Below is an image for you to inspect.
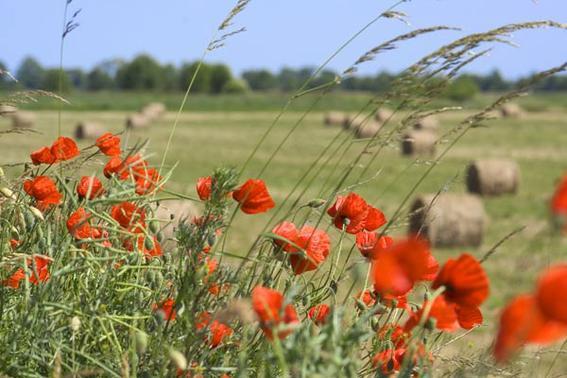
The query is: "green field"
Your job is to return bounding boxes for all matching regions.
[1,93,567,371]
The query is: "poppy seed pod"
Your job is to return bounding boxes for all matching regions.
[135,331,148,355]
[168,349,187,370]
[149,220,160,234]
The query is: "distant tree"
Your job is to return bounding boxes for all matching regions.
[310,69,337,89]
[16,57,44,89]
[87,68,114,91]
[178,62,211,93]
[277,67,301,91]
[445,75,480,102]
[479,70,510,91]
[116,54,164,90]
[210,64,233,94]
[42,69,73,93]
[161,64,179,92]
[66,68,87,90]
[222,79,249,94]
[242,69,277,91]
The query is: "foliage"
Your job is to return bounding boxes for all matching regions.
[16,57,44,89]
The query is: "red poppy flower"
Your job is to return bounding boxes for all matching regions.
[355,231,377,258]
[30,146,56,165]
[371,236,436,297]
[251,286,299,339]
[77,176,104,199]
[195,311,233,348]
[9,239,20,250]
[23,176,62,211]
[154,298,176,321]
[110,202,146,232]
[271,221,300,253]
[356,232,393,259]
[357,290,377,308]
[327,193,369,234]
[124,235,162,259]
[3,256,51,288]
[232,179,275,215]
[271,222,331,274]
[196,176,213,201]
[308,304,331,325]
[372,348,406,375]
[66,208,94,240]
[432,254,489,308]
[536,264,567,323]
[289,226,330,274]
[133,167,162,195]
[378,324,409,349]
[365,205,387,231]
[50,136,79,161]
[327,193,386,234]
[95,133,121,157]
[551,175,567,214]
[103,157,125,179]
[494,295,567,363]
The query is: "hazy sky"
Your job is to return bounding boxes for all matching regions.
[2,0,566,78]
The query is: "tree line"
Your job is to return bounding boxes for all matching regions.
[2,55,567,97]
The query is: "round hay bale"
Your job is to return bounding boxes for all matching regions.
[401,130,437,157]
[343,114,366,130]
[466,159,520,196]
[0,104,17,118]
[374,108,394,123]
[141,102,166,121]
[155,200,198,246]
[11,111,36,129]
[125,113,150,129]
[74,122,106,140]
[354,121,382,139]
[409,193,487,248]
[324,111,346,127]
[500,103,524,118]
[413,116,439,131]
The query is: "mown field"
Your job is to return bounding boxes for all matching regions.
[1,93,567,373]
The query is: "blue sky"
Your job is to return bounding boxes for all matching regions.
[1,0,566,78]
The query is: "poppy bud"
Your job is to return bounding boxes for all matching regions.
[135,331,148,355]
[371,317,381,331]
[28,206,45,221]
[144,236,155,251]
[307,199,326,208]
[70,316,81,332]
[23,211,34,232]
[169,349,187,370]
[149,220,160,234]
[425,317,436,331]
[207,233,216,247]
[157,231,165,243]
[0,187,15,200]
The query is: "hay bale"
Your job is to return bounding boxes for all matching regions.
[125,113,150,129]
[141,102,166,121]
[413,116,439,131]
[0,104,17,118]
[409,193,487,247]
[500,103,524,118]
[155,200,198,246]
[374,108,394,123]
[74,122,106,140]
[343,114,366,130]
[324,111,346,127]
[401,130,437,157]
[11,111,36,129]
[466,159,520,196]
[354,121,382,139]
